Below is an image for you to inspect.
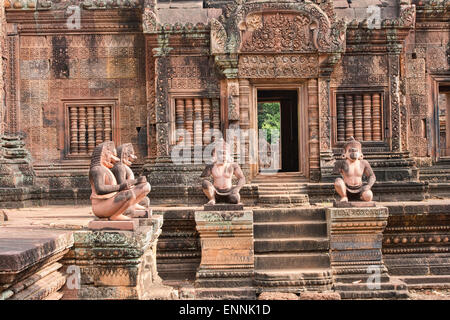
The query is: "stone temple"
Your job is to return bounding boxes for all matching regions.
[0,0,450,300]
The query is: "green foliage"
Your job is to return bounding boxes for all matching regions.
[258,102,281,144]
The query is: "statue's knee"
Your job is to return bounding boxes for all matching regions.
[140,196,150,207]
[228,194,239,204]
[361,190,373,201]
[143,182,151,193]
[202,180,212,190]
[335,178,344,187]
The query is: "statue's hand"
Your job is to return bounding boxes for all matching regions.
[137,176,147,184]
[119,181,132,191]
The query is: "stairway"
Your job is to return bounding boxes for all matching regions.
[254,181,309,207]
[253,207,333,293]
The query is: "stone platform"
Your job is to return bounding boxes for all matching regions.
[194,206,255,299]
[0,227,73,300]
[1,203,450,300]
[326,206,410,299]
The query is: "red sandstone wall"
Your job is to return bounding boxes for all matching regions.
[405,26,449,159]
[0,1,6,136]
[17,33,147,163]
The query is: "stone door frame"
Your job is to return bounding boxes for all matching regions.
[249,81,310,179]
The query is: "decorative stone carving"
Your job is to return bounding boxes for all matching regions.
[195,208,255,299]
[210,18,227,55]
[62,216,177,300]
[89,141,151,223]
[327,206,409,299]
[201,140,246,205]
[333,137,376,203]
[112,143,152,218]
[240,12,315,53]
[238,55,318,78]
[0,135,34,188]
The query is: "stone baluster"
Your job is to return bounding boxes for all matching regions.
[194,98,203,147]
[345,94,354,140]
[103,106,112,141]
[363,94,372,141]
[69,106,78,154]
[202,98,211,145]
[336,94,345,142]
[211,98,220,142]
[372,93,382,141]
[95,106,104,146]
[354,94,363,141]
[175,98,185,145]
[87,107,95,154]
[185,98,194,146]
[78,107,87,154]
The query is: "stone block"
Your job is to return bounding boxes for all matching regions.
[326,206,408,298]
[333,201,376,208]
[194,209,255,299]
[203,203,244,211]
[87,219,138,231]
[62,222,176,300]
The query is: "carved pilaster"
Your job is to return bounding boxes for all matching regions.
[388,53,401,151]
[308,79,320,181]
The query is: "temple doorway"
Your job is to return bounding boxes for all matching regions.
[257,90,299,173]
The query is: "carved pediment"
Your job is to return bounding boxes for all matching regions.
[240,12,317,53]
[210,1,346,78]
[210,0,346,56]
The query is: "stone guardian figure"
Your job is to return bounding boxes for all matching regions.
[89,141,151,221]
[333,137,376,202]
[111,143,151,217]
[201,140,245,205]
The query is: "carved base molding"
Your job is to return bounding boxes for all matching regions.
[194,208,256,299]
[61,216,177,300]
[326,206,410,299]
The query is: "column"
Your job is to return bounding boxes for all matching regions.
[354,94,363,141]
[336,94,345,142]
[345,94,354,140]
[363,94,372,141]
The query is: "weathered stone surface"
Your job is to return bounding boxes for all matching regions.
[299,292,341,300]
[62,221,176,300]
[333,201,376,208]
[258,291,298,300]
[203,203,244,211]
[87,219,138,231]
[326,206,410,298]
[195,209,255,299]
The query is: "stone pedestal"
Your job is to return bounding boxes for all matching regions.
[326,206,409,299]
[194,207,255,299]
[62,215,177,300]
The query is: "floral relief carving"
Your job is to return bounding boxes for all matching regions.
[240,12,315,53]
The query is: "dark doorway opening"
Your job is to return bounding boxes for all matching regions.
[257,90,299,172]
[438,84,450,158]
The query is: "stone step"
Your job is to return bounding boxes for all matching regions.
[334,279,410,299]
[255,253,330,270]
[254,268,333,291]
[254,237,329,253]
[397,275,450,289]
[253,208,326,222]
[254,221,327,238]
[195,287,256,300]
[257,195,309,206]
[255,268,333,281]
[338,290,410,299]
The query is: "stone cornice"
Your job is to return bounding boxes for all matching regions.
[5,8,142,34]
